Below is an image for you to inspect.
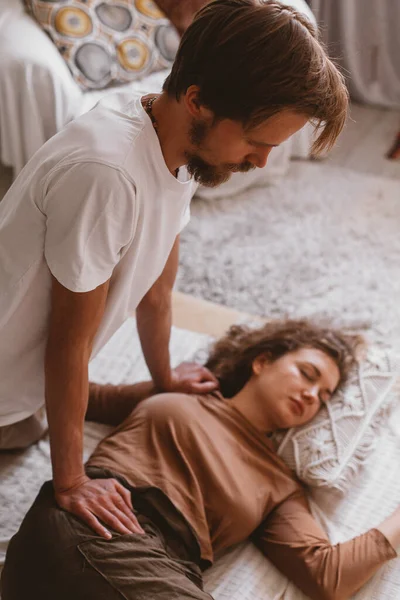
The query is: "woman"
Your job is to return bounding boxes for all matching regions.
[1,319,398,600]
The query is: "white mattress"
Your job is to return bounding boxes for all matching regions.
[0,318,399,599]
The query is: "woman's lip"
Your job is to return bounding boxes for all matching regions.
[289,397,305,417]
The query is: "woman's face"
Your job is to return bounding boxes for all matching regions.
[252,347,341,430]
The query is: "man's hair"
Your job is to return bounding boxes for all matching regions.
[163,0,349,154]
[205,319,360,398]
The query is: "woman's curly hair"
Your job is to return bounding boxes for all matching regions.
[205,319,361,398]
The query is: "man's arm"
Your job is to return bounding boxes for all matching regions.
[46,276,144,538]
[136,235,218,393]
[136,237,178,390]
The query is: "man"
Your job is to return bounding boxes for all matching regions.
[0,0,348,540]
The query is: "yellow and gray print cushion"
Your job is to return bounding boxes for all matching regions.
[24,0,180,90]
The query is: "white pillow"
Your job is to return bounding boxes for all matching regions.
[276,345,400,491]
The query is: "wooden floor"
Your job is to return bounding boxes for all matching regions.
[0,102,399,336]
[172,291,259,336]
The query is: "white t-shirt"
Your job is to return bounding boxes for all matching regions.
[0,92,195,426]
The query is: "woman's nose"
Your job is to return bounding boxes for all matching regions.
[301,387,319,404]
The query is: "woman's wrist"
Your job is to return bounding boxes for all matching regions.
[376,505,400,552]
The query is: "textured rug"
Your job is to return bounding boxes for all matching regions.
[178,162,400,344]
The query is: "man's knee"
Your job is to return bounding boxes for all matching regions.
[0,409,47,450]
[0,481,98,599]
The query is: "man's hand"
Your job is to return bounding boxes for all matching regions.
[165,362,219,394]
[55,476,145,539]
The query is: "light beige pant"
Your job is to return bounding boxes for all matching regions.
[0,407,48,450]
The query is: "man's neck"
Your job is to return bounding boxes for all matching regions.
[143,93,188,176]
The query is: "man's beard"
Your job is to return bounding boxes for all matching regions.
[185,119,255,188]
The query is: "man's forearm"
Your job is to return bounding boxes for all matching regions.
[45,343,89,491]
[136,297,173,390]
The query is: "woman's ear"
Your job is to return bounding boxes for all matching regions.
[252,353,271,375]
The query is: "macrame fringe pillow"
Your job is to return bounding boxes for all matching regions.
[275,346,400,491]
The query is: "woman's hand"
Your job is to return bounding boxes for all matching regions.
[165,362,219,394]
[54,476,145,539]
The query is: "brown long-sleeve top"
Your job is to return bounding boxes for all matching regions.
[87,392,397,600]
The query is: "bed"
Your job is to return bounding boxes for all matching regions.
[1,316,399,600]
[0,0,316,199]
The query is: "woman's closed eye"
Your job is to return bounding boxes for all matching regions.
[300,367,328,405]
[300,368,315,382]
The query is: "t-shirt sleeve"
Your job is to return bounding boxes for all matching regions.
[251,488,397,600]
[43,162,136,293]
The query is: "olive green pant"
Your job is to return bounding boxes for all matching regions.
[1,468,213,600]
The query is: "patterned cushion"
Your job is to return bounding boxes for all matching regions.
[24,0,180,90]
[275,346,400,491]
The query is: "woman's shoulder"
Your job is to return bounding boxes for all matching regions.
[135,391,213,414]
[131,391,225,424]
[144,390,223,405]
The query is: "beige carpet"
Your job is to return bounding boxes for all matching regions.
[178,162,400,345]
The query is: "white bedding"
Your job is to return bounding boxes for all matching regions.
[0,318,399,599]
